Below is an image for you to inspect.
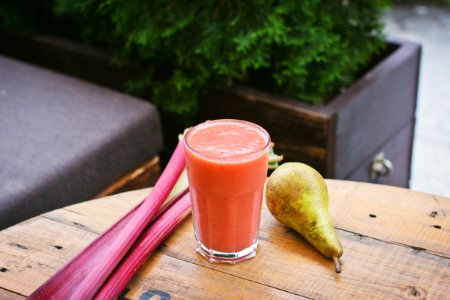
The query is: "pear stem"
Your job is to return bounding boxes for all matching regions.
[333,256,342,273]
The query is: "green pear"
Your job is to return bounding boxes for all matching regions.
[266,162,343,272]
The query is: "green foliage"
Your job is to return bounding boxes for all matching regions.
[1,0,390,118]
[0,0,51,33]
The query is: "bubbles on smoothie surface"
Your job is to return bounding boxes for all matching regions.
[187,121,268,160]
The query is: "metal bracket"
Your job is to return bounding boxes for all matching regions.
[370,152,394,183]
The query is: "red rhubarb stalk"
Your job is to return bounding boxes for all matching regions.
[27,141,186,300]
[154,169,188,219]
[95,192,192,299]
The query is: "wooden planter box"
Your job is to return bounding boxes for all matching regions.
[198,39,421,187]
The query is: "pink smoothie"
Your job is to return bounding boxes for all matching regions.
[184,120,270,253]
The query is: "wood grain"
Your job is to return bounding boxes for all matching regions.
[0,288,24,300]
[200,86,330,175]
[0,180,448,299]
[332,41,420,179]
[95,156,160,199]
[326,180,449,257]
[126,253,305,300]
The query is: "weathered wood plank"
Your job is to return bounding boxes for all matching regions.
[0,218,99,295]
[0,288,25,300]
[326,180,450,257]
[126,252,305,300]
[43,188,148,234]
[0,217,97,268]
[95,156,160,199]
[0,251,56,297]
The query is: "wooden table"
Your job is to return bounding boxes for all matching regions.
[1,180,449,299]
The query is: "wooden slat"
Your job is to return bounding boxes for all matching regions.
[125,252,305,300]
[0,218,100,296]
[95,157,160,199]
[0,251,56,297]
[326,180,450,257]
[44,189,148,234]
[0,288,24,300]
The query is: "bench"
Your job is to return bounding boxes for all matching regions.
[0,55,163,230]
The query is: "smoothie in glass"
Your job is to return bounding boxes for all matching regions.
[184,119,270,263]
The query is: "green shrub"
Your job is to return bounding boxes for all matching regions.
[0,1,50,33]
[1,0,390,119]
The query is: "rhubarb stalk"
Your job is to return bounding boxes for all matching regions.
[95,192,191,299]
[27,140,186,300]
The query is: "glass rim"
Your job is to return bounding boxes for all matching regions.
[184,119,271,162]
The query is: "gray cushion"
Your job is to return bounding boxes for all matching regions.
[0,55,163,230]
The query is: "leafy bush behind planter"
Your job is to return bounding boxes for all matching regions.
[1,0,389,119]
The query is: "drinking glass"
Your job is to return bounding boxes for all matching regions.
[184,119,270,264]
